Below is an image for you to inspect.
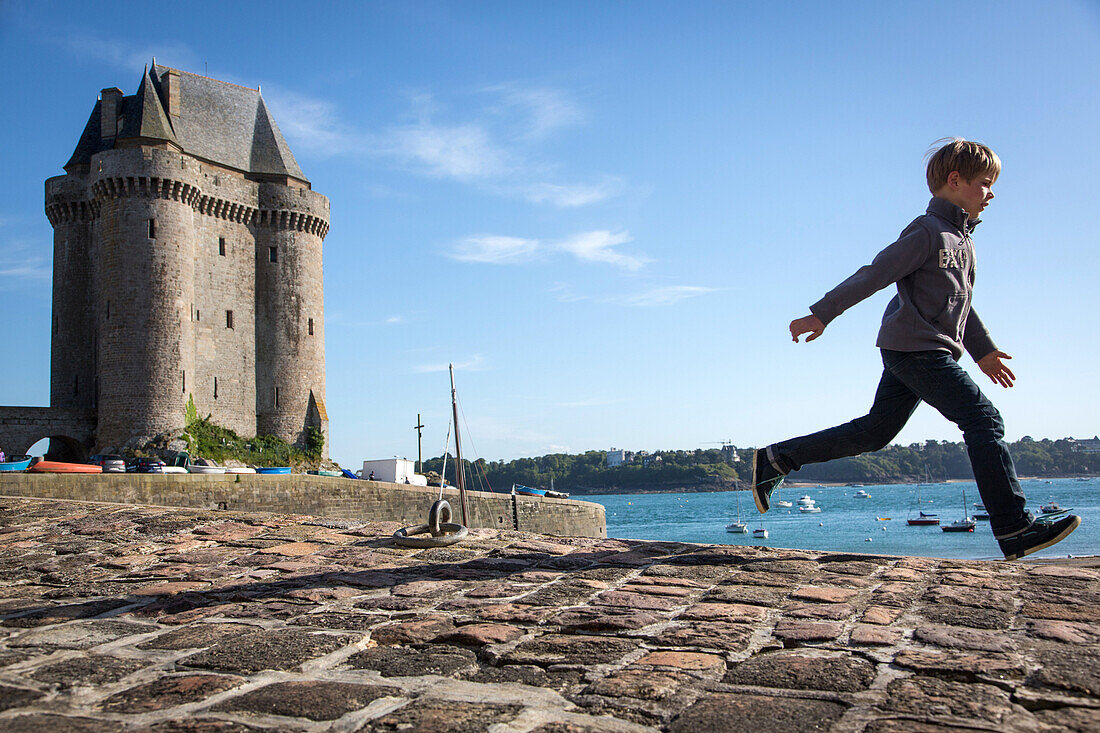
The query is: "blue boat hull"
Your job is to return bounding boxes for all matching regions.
[0,457,32,472]
[256,467,291,475]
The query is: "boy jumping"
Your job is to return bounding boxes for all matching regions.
[751,139,1080,561]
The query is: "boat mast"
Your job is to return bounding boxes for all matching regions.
[449,364,470,524]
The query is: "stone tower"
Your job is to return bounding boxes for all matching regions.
[44,62,329,456]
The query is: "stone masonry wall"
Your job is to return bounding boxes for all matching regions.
[40,145,330,453]
[0,473,606,537]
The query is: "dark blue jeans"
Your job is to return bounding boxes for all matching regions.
[769,349,1030,538]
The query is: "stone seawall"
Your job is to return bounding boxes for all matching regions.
[0,473,606,538]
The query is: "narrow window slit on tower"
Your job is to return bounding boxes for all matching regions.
[106,301,110,320]
[148,219,156,238]
[274,386,280,408]
[182,371,186,393]
[219,237,226,256]
[214,377,218,400]
[308,318,314,336]
[226,310,234,329]
[269,246,278,262]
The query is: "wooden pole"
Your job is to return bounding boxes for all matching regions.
[449,364,469,524]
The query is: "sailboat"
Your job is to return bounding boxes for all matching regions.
[726,494,748,533]
[907,486,939,526]
[942,490,976,532]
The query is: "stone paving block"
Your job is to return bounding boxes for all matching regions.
[783,602,855,620]
[1033,706,1100,732]
[0,713,124,732]
[212,680,402,720]
[357,699,523,732]
[503,633,640,667]
[460,662,585,692]
[347,644,479,677]
[703,584,787,607]
[1,598,134,627]
[435,622,525,647]
[464,602,553,624]
[913,624,1016,652]
[1020,601,1100,622]
[668,692,848,733]
[29,653,148,691]
[920,603,1012,630]
[679,602,767,623]
[99,673,245,712]
[587,667,695,701]
[634,650,726,673]
[593,590,681,611]
[288,612,387,630]
[0,684,44,712]
[549,606,662,632]
[924,585,1014,612]
[1028,646,1100,697]
[179,628,358,673]
[369,614,455,645]
[740,559,819,576]
[894,649,1027,681]
[817,560,885,577]
[724,649,876,692]
[617,582,696,598]
[861,605,903,625]
[872,581,921,607]
[790,586,860,604]
[849,624,903,646]
[1025,619,1100,645]
[876,674,1039,729]
[7,618,157,648]
[520,582,604,607]
[650,621,753,652]
[772,619,844,645]
[142,718,283,731]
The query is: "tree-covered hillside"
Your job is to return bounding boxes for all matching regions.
[421,437,1099,495]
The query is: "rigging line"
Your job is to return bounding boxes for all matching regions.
[456,395,493,493]
[438,418,453,502]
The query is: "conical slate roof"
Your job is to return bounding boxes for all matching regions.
[64,63,307,184]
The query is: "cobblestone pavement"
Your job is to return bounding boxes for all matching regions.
[1,496,1098,732]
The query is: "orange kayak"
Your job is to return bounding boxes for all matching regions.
[28,461,102,474]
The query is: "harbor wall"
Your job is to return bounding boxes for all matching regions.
[0,473,606,538]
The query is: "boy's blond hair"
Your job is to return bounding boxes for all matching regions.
[925,138,1001,193]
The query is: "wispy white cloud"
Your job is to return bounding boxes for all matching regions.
[385,315,404,324]
[614,285,717,307]
[557,230,649,271]
[263,87,363,159]
[0,260,51,282]
[522,178,622,207]
[413,355,487,374]
[548,282,590,303]
[484,84,584,139]
[52,32,198,74]
[380,119,509,180]
[449,236,540,264]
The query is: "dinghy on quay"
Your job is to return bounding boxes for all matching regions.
[0,456,32,472]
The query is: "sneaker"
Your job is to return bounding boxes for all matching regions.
[999,513,1081,561]
[751,448,785,513]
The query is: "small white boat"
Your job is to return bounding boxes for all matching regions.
[797,495,816,506]
[753,527,769,539]
[775,500,792,508]
[188,464,227,474]
[726,495,748,533]
[225,467,257,474]
[162,466,188,474]
[799,505,822,513]
[854,489,871,498]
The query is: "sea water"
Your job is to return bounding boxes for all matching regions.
[588,477,1099,561]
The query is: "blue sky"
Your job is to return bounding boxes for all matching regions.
[1,1,1098,469]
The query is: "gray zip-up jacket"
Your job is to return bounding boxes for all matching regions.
[809,197,997,362]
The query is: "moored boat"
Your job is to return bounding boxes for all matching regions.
[513,484,546,497]
[256,466,291,475]
[0,456,32,472]
[774,500,793,508]
[726,495,748,533]
[188,464,227,474]
[907,512,940,526]
[753,527,769,539]
[28,460,101,474]
[854,489,871,498]
[225,467,256,474]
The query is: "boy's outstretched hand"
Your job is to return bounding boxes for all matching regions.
[790,314,826,343]
[978,350,1015,388]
